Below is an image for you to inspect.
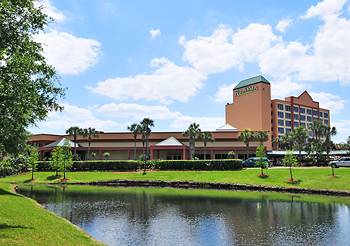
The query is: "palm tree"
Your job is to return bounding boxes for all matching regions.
[82,127,100,160]
[200,132,214,160]
[127,123,141,160]
[183,123,202,160]
[290,127,308,163]
[309,120,324,141]
[66,126,82,156]
[239,129,253,160]
[139,118,154,174]
[253,131,269,145]
[323,126,337,162]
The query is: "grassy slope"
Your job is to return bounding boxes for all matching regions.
[0,183,103,246]
[3,167,350,191]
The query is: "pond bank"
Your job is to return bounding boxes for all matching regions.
[65,179,350,196]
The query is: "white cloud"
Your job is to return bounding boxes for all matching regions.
[149,29,161,38]
[88,57,206,102]
[35,0,66,23]
[30,103,121,134]
[96,103,180,120]
[271,79,306,99]
[310,92,346,113]
[259,11,350,85]
[301,0,347,19]
[332,119,350,142]
[171,116,224,131]
[180,24,278,75]
[276,18,292,33]
[35,30,101,75]
[214,83,236,103]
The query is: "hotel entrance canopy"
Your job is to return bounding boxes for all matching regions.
[150,137,189,160]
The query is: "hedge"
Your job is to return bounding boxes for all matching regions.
[37,159,242,172]
[154,159,242,171]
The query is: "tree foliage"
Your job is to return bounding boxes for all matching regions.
[0,0,64,156]
[183,123,201,160]
[283,150,299,181]
[27,145,39,180]
[255,144,268,177]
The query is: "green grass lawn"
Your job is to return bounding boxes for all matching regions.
[3,167,350,192]
[0,182,103,246]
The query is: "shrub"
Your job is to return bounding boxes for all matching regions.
[154,159,242,171]
[36,159,242,172]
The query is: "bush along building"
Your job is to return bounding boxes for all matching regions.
[29,75,331,161]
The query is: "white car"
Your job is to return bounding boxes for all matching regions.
[329,157,350,168]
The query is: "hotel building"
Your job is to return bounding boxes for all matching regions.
[29,75,330,160]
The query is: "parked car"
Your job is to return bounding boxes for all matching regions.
[242,157,271,168]
[329,157,350,168]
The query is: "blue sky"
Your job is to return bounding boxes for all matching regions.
[31,0,350,143]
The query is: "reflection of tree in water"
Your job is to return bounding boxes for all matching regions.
[17,186,348,246]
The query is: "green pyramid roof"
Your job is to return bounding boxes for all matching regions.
[234,75,270,90]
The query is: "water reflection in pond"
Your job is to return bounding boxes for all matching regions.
[17,185,350,246]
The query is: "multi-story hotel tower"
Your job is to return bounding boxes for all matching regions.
[225,75,330,149]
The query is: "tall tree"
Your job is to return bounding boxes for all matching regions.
[253,131,269,145]
[309,120,324,141]
[323,126,337,162]
[290,127,308,162]
[183,123,202,160]
[239,129,253,160]
[256,144,268,177]
[27,146,39,180]
[127,123,141,160]
[0,1,64,157]
[283,150,299,182]
[139,118,154,174]
[66,126,82,156]
[200,132,214,160]
[82,128,100,160]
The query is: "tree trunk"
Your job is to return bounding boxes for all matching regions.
[74,132,77,156]
[87,142,91,160]
[64,162,66,179]
[331,165,335,177]
[143,136,148,175]
[133,137,137,160]
[289,166,293,181]
[31,169,34,180]
[204,142,207,160]
[246,143,249,160]
[261,167,264,176]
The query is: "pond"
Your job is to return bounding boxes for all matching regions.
[17,185,350,246]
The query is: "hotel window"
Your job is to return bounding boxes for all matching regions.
[278,127,285,134]
[294,106,299,113]
[300,107,306,114]
[307,109,312,115]
[278,112,284,118]
[285,113,291,119]
[300,122,306,127]
[307,116,312,122]
[313,110,318,116]
[319,112,323,118]
[277,104,284,110]
[285,120,291,127]
[324,119,329,125]
[324,112,329,118]
[286,128,291,134]
[285,105,291,112]
[294,114,299,120]
[300,115,306,121]
[278,120,284,126]
[294,122,299,127]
